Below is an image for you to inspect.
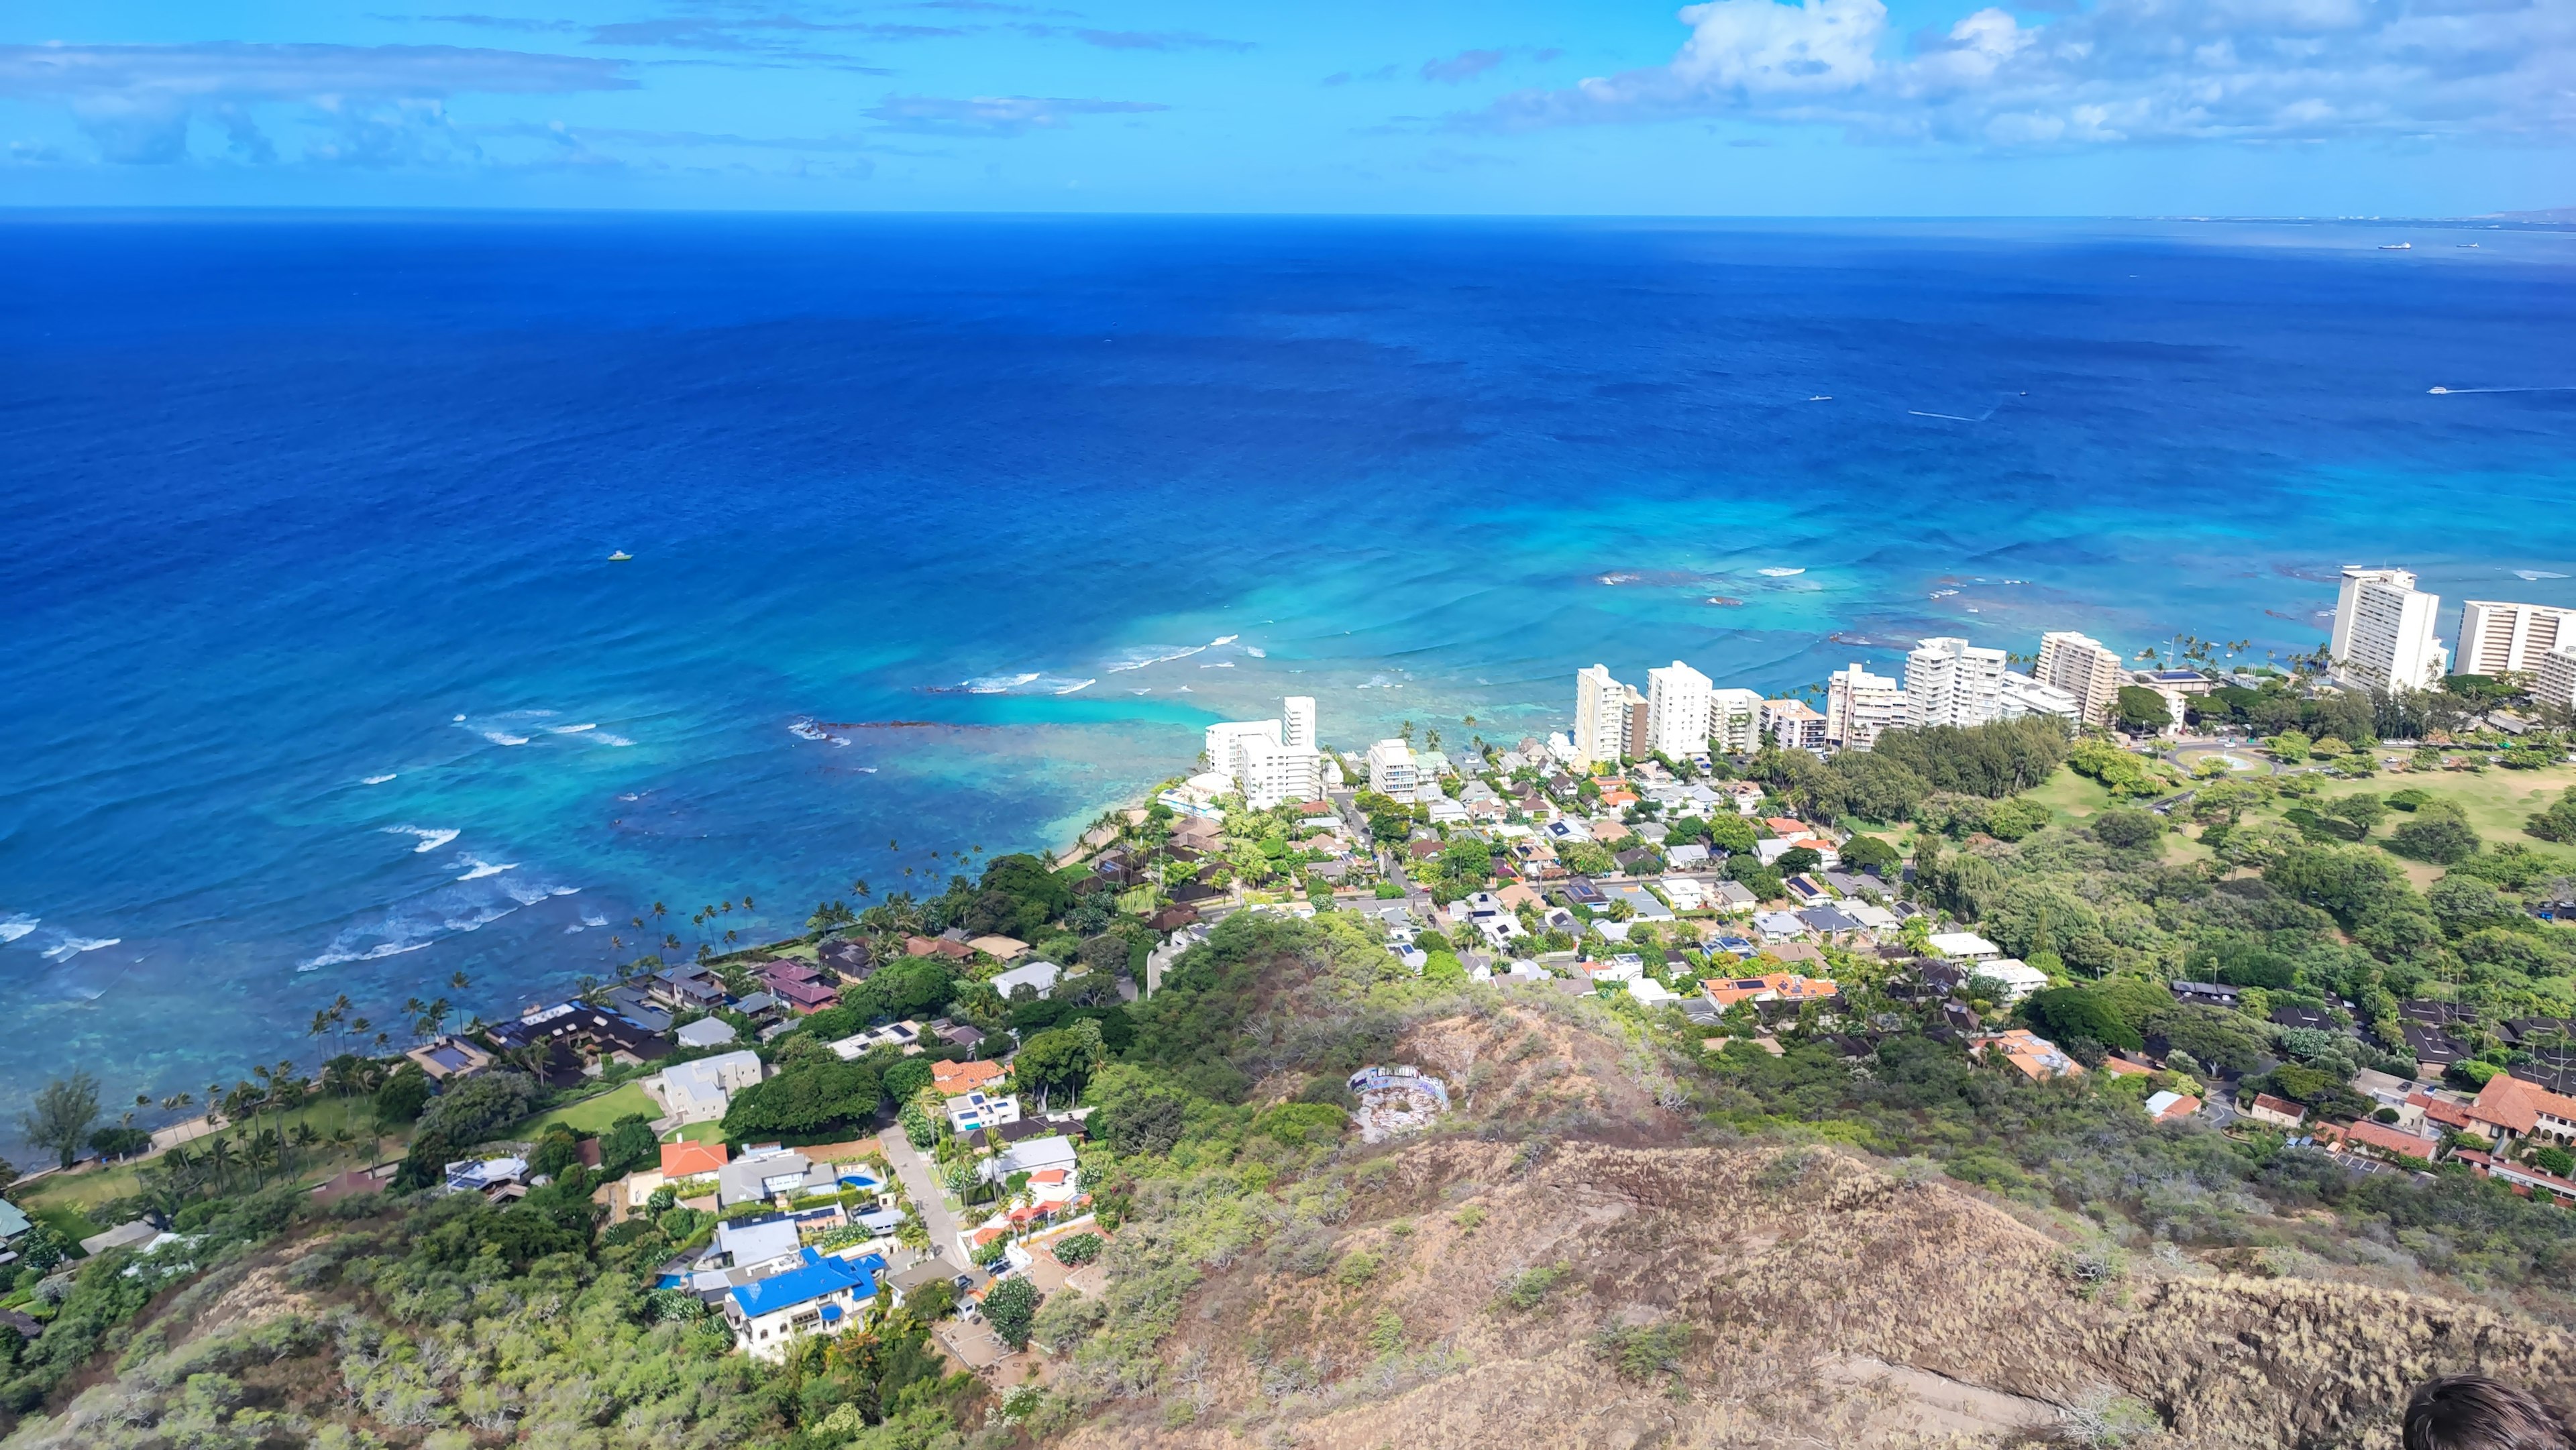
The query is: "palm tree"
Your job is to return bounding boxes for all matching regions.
[449,971,470,991]
[201,1134,235,1190]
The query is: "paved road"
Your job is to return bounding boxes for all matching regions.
[881,1129,965,1262]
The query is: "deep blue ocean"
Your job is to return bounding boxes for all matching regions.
[4,213,2573,1154]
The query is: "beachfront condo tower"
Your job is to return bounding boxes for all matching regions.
[2330,567,2447,691]
[1903,636,2008,728]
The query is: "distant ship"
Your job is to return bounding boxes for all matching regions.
[2379,243,2412,251]
[608,550,632,561]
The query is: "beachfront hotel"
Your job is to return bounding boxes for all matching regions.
[1645,661,1714,761]
[2035,630,2126,725]
[1823,663,1906,751]
[2456,600,2576,678]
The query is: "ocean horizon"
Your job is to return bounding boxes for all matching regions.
[4,211,2573,1159]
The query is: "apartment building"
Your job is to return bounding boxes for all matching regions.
[1646,661,1712,759]
[2035,630,2125,724]
[2330,567,2447,691]
[1903,636,2008,728]
[1823,663,1907,751]
[1572,664,1632,768]
[1236,733,1326,809]
[2456,600,2576,678]
[1365,738,1419,801]
[1282,695,1318,750]
[1707,687,1764,754]
[1761,698,1829,752]
[1998,673,2083,722]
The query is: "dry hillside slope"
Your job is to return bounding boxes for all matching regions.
[1069,1138,2576,1450]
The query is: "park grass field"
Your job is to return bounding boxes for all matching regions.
[2303,763,2576,848]
[2023,769,2118,822]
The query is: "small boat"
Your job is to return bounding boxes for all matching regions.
[2379,243,2412,251]
[608,550,632,561]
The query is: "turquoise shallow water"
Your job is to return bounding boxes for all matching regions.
[3,213,2573,1151]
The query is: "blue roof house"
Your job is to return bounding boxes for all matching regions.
[724,1248,887,1361]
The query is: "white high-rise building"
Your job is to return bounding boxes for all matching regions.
[1572,665,1631,768]
[1903,637,2008,728]
[1823,663,1907,751]
[2035,630,2125,726]
[1999,673,2083,722]
[2330,567,2447,691]
[2455,600,2576,678]
[1282,695,1318,750]
[2535,643,2576,713]
[1365,739,1419,801]
[1707,688,1764,754]
[1645,661,1714,759]
[1236,734,1326,809]
[1203,719,1281,780]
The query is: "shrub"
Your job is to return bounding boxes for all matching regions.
[1497,1263,1568,1311]
[1051,1233,1102,1265]
[1334,1250,1381,1286]
[2388,814,2481,865]
[2534,1147,2575,1177]
[1594,1320,1695,1381]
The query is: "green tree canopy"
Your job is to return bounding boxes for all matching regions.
[722,1058,883,1139]
[19,1072,101,1171]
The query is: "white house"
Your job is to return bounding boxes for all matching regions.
[653,1050,765,1125]
[674,1017,738,1050]
[1967,958,2050,1003]
[1928,931,2002,961]
[945,1091,1022,1134]
[726,1249,888,1362]
[989,959,1063,1001]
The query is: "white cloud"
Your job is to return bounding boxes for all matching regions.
[0,42,632,164]
[865,93,1168,135]
[1481,0,2576,144]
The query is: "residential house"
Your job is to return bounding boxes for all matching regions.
[2144,1091,2203,1123]
[649,970,731,1013]
[755,960,841,1013]
[903,934,975,963]
[653,1050,765,1125]
[675,1017,739,1050]
[826,1020,926,1060]
[1666,843,1711,869]
[2461,1072,2576,1148]
[817,937,874,983]
[441,1156,529,1200]
[1706,880,1758,911]
[1796,905,1865,937]
[2328,1120,2438,1165]
[718,1146,822,1208]
[1703,972,1839,1010]
[1627,978,1680,1006]
[932,1058,1007,1095]
[726,1249,888,1361]
[661,1139,731,1184]
[712,1215,805,1274]
[2168,981,2243,1009]
[1751,910,1806,942]
[947,1091,1021,1134]
[2245,1094,2306,1129]
[1968,958,2051,1005]
[1607,884,1674,921]
[2458,1150,2576,1204]
[1924,932,1999,962]
[968,934,1030,961]
[1975,1029,2083,1081]
[989,960,1063,1001]
[979,1134,1080,1185]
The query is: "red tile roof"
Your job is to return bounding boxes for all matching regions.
[2340,1120,2436,1162]
[660,1140,730,1178]
[2469,1072,2576,1135]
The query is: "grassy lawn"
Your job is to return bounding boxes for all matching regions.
[519,1081,655,1137]
[30,1203,103,1246]
[2025,769,2118,822]
[663,1121,726,1145]
[2303,764,2576,846]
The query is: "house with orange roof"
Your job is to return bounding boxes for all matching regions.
[2462,1072,2576,1147]
[661,1139,730,1180]
[1971,1029,2082,1082]
[932,1058,1006,1095]
[1763,816,1811,839]
[2145,1090,2202,1123]
[2455,1149,2576,1204]
[2410,1091,2472,1135]
[2096,1056,2151,1079]
[1701,972,1839,1009]
[2322,1119,2438,1164]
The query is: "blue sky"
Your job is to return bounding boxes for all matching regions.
[3,0,2569,213]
